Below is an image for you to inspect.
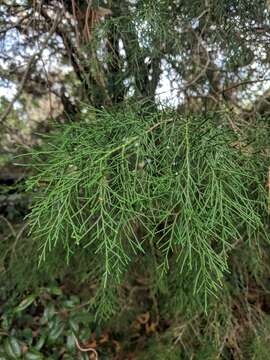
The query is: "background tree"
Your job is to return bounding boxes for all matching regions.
[1,0,270,119]
[0,1,270,359]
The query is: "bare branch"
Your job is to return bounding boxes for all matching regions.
[73,334,98,359]
[0,11,63,125]
[219,78,270,94]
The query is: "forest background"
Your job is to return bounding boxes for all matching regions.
[1,1,270,359]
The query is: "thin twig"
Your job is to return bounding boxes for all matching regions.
[0,215,16,238]
[0,10,63,125]
[267,167,270,215]
[11,221,29,259]
[184,29,210,88]
[219,78,270,94]
[83,0,93,42]
[72,0,80,46]
[73,334,98,359]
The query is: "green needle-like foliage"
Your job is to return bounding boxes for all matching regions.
[26,106,269,318]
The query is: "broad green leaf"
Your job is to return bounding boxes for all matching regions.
[81,353,89,360]
[24,349,44,360]
[68,318,79,334]
[66,331,76,352]
[47,287,63,296]
[34,334,46,351]
[62,300,76,308]
[14,295,36,313]
[40,305,56,325]
[4,337,22,358]
[1,315,12,331]
[48,320,65,343]
[69,295,80,305]
[21,328,33,345]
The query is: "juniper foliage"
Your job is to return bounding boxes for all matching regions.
[25,106,269,318]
